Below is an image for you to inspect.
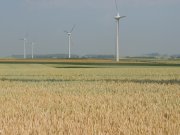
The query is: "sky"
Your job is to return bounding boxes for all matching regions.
[0,0,180,57]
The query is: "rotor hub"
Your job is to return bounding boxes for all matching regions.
[114,13,121,20]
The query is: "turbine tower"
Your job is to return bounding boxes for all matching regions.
[64,25,76,59]
[20,38,27,59]
[31,42,34,59]
[114,0,125,62]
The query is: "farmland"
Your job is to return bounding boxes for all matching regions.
[0,59,180,135]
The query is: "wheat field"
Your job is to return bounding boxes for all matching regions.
[0,61,180,135]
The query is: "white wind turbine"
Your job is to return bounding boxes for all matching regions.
[31,42,35,59]
[64,25,76,59]
[114,0,126,62]
[19,38,27,59]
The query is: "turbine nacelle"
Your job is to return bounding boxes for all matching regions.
[64,31,72,36]
[115,13,126,20]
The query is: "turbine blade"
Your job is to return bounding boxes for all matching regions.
[120,16,126,19]
[70,24,76,33]
[64,31,68,33]
[114,0,119,13]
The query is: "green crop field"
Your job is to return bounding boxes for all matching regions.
[0,59,180,135]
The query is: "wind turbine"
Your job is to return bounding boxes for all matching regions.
[64,25,76,59]
[114,0,126,62]
[31,42,35,59]
[19,38,27,59]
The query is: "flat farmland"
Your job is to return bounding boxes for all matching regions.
[0,59,180,135]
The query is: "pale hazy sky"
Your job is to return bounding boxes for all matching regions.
[0,0,179,57]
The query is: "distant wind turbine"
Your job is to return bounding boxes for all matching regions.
[31,42,35,59]
[114,0,126,62]
[19,38,27,59]
[64,25,76,59]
